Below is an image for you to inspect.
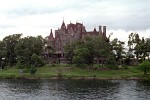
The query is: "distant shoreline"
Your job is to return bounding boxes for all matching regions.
[0,75,149,80]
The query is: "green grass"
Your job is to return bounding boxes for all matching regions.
[0,64,149,79]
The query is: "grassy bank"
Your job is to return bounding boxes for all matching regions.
[0,64,150,80]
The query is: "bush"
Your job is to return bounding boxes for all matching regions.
[16,61,25,69]
[138,61,150,75]
[31,54,45,67]
[105,58,118,69]
[122,65,129,69]
[30,67,37,75]
[51,64,56,67]
[57,72,63,79]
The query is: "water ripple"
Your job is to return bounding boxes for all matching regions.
[0,79,150,100]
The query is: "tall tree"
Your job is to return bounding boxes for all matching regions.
[145,38,150,60]
[128,33,142,61]
[94,36,113,66]
[0,41,6,69]
[3,34,22,66]
[110,38,125,63]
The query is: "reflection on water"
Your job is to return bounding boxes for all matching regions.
[0,79,150,100]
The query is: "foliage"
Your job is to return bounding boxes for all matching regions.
[30,67,37,75]
[105,57,118,69]
[126,32,150,66]
[73,48,89,67]
[15,36,45,67]
[0,41,7,69]
[127,33,149,61]
[64,41,76,64]
[3,34,22,66]
[71,36,95,67]
[31,54,45,67]
[110,38,125,63]
[45,45,55,59]
[0,34,45,68]
[65,36,115,68]
[1,32,150,77]
[138,61,150,75]
[16,61,25,69]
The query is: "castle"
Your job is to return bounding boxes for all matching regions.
[46,21,107,63]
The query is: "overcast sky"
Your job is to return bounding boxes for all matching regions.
[0,0,150,42]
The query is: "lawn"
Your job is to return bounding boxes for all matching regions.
[0,64,149,79]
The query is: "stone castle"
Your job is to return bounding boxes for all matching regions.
[46,20,106,61]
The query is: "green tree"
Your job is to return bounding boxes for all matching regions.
[134,33,141,60]
[3,34,22,66]
[73,47,90,67]
[31,53,45,67]
[126,33,149,65]
[72,36,95,67]
[111,38,125,64]
[145,38,150,60]
[64,41,76,64]
[0,41,7,69]
[45,45,55,61]
[15,36,45,67]
[94,36,113,66]
[66,35,115,68]
[128,33,135,53]
[139,37,146,61]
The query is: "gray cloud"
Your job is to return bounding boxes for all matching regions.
[6,6,66,17]
[5,0,103,17]
[0,0,150,36]
[0,25,16,29]
[79,0,150,31]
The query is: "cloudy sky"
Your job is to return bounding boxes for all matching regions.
[0,0,150,42]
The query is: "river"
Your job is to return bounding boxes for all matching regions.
[0,79,150,100]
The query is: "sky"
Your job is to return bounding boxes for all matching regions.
[0,0,150,42]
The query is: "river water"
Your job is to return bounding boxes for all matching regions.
[0,79,150,100]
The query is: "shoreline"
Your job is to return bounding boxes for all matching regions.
[0,74,149,80]
[0,66,150,80]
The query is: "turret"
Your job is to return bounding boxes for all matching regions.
[49,29,54,40]
[61,20,66,31]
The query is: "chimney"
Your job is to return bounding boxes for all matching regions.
[103,26,106,37]
[99,25,102,35]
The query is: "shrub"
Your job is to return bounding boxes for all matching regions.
[16,61,25,69]
[31,54,45,67]
[51,64,56,67]
[122,65,129,69]
[105,58,118,69]
[30,67,37,75]
[138,61,150,75]
[57,72,63,79]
